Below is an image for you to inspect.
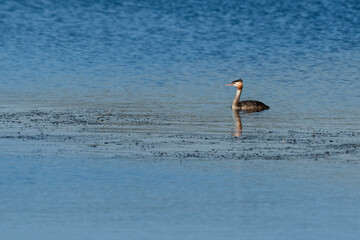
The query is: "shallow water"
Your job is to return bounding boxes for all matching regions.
[1,0,360,239]
[1,157,360,240]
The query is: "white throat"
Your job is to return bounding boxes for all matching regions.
[232,88,242,108]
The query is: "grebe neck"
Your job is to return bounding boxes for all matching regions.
[232,88,242,107]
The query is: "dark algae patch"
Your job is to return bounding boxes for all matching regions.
[0,109,359,161]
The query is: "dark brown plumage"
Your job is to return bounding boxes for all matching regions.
[237,100,270,112]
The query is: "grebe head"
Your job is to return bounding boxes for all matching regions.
[226,79,243,89]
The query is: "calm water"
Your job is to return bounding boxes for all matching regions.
[1,0,360,239]
[2,157,360,240]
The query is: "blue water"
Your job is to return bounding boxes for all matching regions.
[1,0,360,125]
[1,0,360,239]
[2,157,360,240]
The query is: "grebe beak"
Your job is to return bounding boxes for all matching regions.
[225,84,233,86]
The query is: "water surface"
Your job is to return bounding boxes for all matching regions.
[1,157,360,240]
[1,0,360,239]
[1,0,360,131]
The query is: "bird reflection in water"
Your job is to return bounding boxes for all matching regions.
[232,109,242,137]
[232,108,265,136]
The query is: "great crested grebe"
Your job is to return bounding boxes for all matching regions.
[226,79,269,112]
